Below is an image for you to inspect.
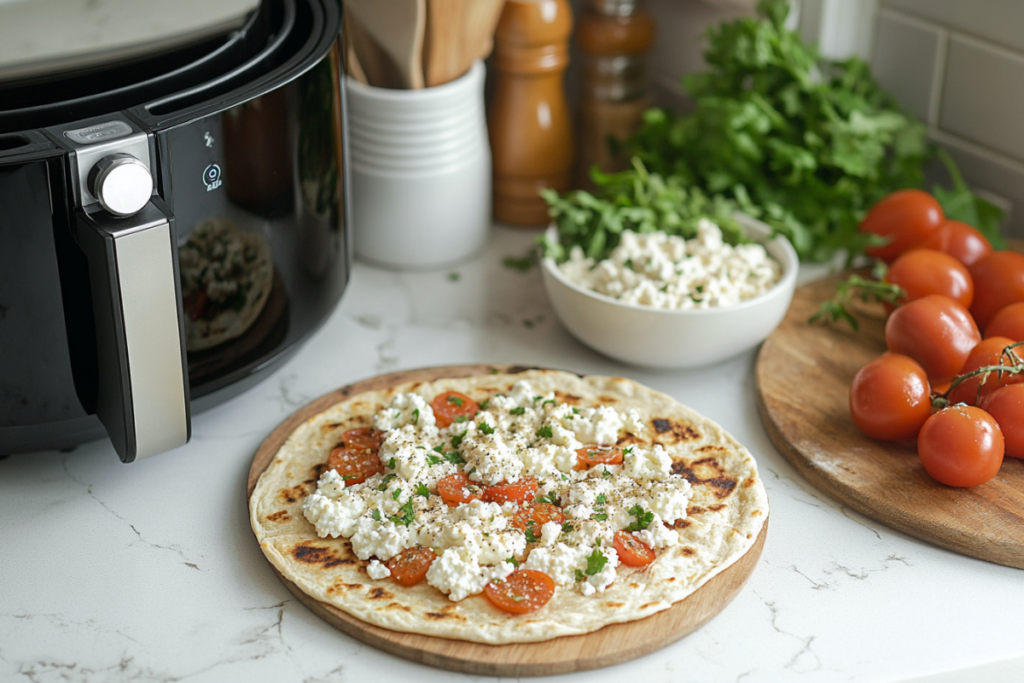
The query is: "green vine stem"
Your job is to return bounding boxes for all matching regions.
[932,341,1024,409]
[809,266,905,331]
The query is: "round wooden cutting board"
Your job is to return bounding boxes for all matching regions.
[247,364,768,676]
[756,274,1024,570]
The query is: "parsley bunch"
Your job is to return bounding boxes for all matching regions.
[627,0,929,262]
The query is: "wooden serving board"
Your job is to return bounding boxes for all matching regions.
[248,364,768,676]
[755,275,1024,569]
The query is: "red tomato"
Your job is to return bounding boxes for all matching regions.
[338,427,384,452]
[985,301,1024,341]
[911,219,993,268]
[885,249,974,308]
[885,295,981,383]
[917,405,1004,487]
[849,353,932,441]
[327,447,383,485]
[484,569,555,614]
[385,547,436,586]
[969,251,1024,330]
[431,391,480,429]
[614,530,656,567]
[574,445,624,471]
[512,502,565,534]
[437,472,482,507]
[980,384,1024,459]
[482,477,539,505]
[946,336,1022,406]
[861,189,944,263]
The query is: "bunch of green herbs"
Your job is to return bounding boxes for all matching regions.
[539,159,746,262]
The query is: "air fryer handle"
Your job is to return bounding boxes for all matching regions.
[75,199,190,462]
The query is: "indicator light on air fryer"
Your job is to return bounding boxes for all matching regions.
[203,164,222,191]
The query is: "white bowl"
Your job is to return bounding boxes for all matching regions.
[540,214,799,368]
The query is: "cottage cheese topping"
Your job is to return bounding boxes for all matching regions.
[302,380,694,602]
[559,221,782,309]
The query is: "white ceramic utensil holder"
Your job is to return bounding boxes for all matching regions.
[346,60,491,269]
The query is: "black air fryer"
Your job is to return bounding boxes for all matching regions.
[0,0,350,462]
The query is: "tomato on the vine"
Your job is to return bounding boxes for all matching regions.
[911,219,993,268]
[885,294,981,383]
[985,301,1024,341]
[861,189,944,263]
[980,384,1024,459]
[885,249,974,308]
[946,336,1022,406]
[917,405,1003,487]
[969,251,1024,330]
[849,353,932,441]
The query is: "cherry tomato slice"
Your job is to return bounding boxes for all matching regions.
[885,294,981,383]
[327,447,383,485]
[574,445,624,470]
[338,427,385,452]
[614,530,656,567]
[969,251,1024,330]
[980,384,1024,459]
[437,472,483,507]
[917,405,1004,487]
[484,569,555,614]
[482,477,539,505]
[911,219,993,268]
[947,336,1022,406]
[512,502,565,536]
[885,249,974,309]
[861,189,944,263]
[431,391,480,429]
[985,302,1024,341]
[385,546,436,586]
[849,353,932,441]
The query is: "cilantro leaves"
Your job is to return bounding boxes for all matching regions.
[626,504,654,532]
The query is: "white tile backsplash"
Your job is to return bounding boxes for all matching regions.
[882,0,1024,54]
[870,10,943,123]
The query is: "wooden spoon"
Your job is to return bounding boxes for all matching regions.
[344,0,426,89]
[424,0,505,87]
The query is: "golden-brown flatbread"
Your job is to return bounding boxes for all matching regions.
[249,370,768,644]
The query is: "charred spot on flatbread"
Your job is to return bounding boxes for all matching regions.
[597,395,619,404]
[679,547,696,557]
[291,541,356,569]
[266,510,291,523]
[667,518,692,529]
[306,463,329,485]
[554,390,581,405]
[425,605,466,621]
[672,458,737,499]
[368,587,393,600]
[651,418,701,443]
[328,578,365,594]
[616,432,644,446]
[279,484,309,504]
[385,602,412,612]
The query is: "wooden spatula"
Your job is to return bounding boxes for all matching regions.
[424,0,505,87]
[345,0,426,89]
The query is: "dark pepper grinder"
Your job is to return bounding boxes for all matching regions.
[575,0,655,189]
[488,0,574,227]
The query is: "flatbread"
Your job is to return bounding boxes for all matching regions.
[179,217,273,352]
[249,370,768,644]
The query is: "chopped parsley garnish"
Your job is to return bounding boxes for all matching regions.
[622,447,633,456]
[468,467,477,476]
[387,458,396,469]
[478,421,495,435]
[592,512,608,521]
[524,527,539,543]
[479,399,490,410]
[425,453,443,466]
[444,451,466,465]
[575,569,585,583]
[510,406,526,416]
[451,430,467,449]
[626,504,655,532]
[535,425,553,439]
[543,399,556,407]
[507,556,520,567]
[536,492,558,505]
[447,396,464,407]
[432,445,444,453]
[388,499,416,526]
[377,473,397,490]
[415,483,430,497]
[595,494,607,504]
[454,415,468,423]
[392,488,402,500]
[532,396,543,403]
[342,474,358,481]
[411,409,419,425]
[601,468,611,478]
[512,595,525,602]
[572,407,579,415]
[561,521,574,533]
[371,509,382,521]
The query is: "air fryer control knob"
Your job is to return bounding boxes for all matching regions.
[90,154,154,217]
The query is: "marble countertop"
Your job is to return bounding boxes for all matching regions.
[2,226,1022,683]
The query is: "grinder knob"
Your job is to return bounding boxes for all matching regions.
[90,154,153,217]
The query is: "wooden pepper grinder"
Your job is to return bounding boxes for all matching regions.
[575,0,655,188]
[488,0,574,227]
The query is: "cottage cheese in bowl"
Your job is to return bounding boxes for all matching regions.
[540,213,798,368]
[559,220,783,310]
